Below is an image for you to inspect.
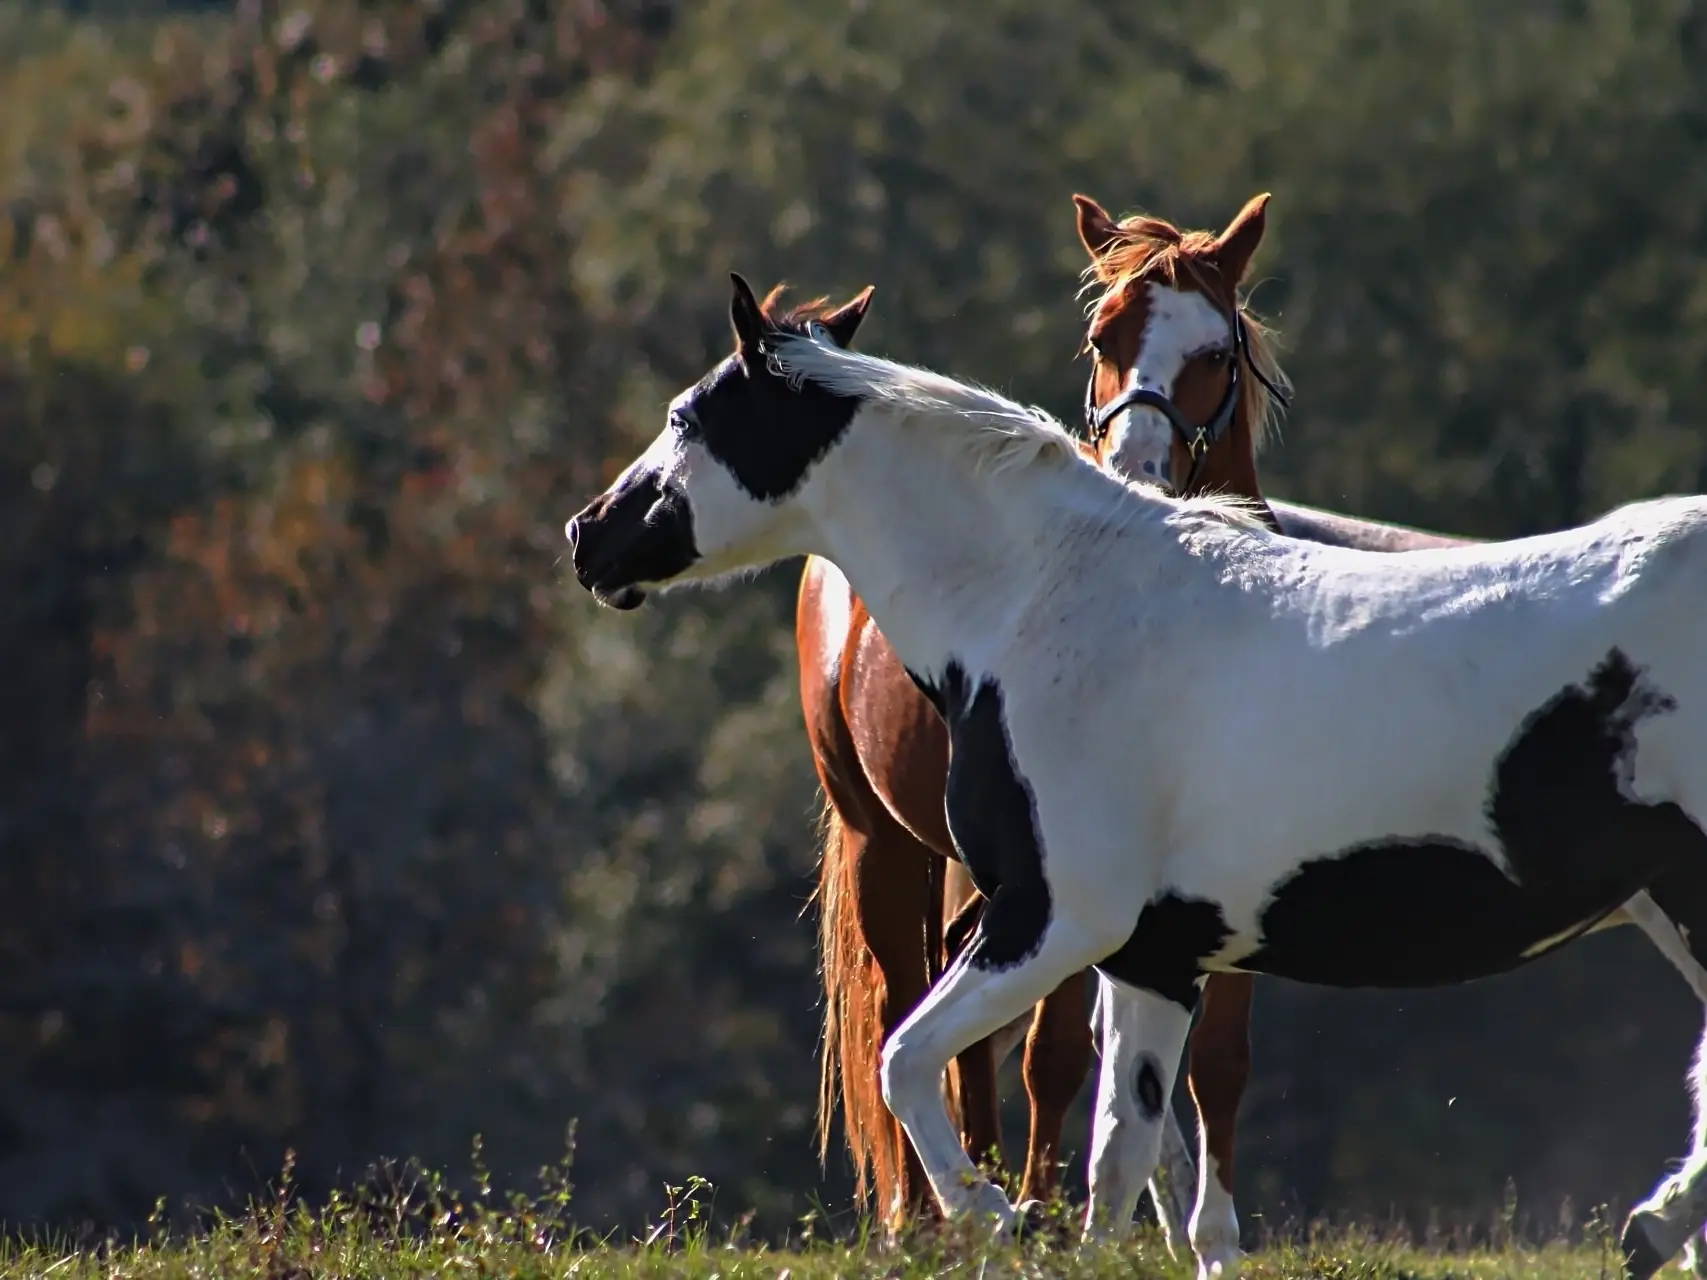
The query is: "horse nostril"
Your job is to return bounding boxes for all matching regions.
[565,517,581,550]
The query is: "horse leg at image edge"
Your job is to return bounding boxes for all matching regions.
[1621,878,1707,1280]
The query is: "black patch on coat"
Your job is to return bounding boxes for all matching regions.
[1642,856,1707,968]
[568,469,698,598]
[1135,1055,1165,1121]
[1097,892,1233,1010]
[682,329,863,502]
[1243,648,1705,986]
[938,661,1053,971]
[905,666,946,720]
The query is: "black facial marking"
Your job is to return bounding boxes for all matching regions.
[1134,1055,1165,1121]
[567,469,698,604]
[938,660,1053,971]
[688,331,864,502]
[1097,892,1233,1011]
[1244,648,1705,986]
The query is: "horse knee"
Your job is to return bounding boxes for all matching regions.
[880,1029,935,1118]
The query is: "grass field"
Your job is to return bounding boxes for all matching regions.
[0,1150,1643,1280]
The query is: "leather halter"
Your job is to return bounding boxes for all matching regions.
[1082,304,1291,494]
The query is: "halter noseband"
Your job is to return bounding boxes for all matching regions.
[1082,305,1291,494]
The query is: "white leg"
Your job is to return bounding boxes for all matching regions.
[1082,974,1195,1241]
[1088,980,1200,1258]
[1149,1097,1197,1258]
[881,919,1112,1229]
[1623,890,1707,1278]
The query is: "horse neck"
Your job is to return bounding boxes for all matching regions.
[802,414,1110,671]
[1190,421,1278,532]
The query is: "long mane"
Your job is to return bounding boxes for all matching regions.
[764,333,1267,532]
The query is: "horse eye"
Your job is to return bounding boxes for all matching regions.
[1202,348,1229,367]
[672,410,702,441]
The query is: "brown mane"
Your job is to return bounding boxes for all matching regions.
[1078,213,1291,450]
[758,282,845,336]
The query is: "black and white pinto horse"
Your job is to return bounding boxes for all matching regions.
[568,273,1707,1279]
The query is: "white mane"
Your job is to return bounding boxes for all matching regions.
[767,334,1267,532]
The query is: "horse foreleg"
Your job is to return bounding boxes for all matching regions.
[1185,972,1255,1280]
[1151,1097,1196,1257]
[1082,972,1196,1242]
[941,874,1007,1175]
[881,898,1112,1229]
[1018,968,1094,1206]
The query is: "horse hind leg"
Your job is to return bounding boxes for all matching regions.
[1621,872,1707,1280]
[1184,973,1255,1280]
[852,817,942,1228]
[817,778,939,1230]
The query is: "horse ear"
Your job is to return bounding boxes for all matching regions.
[1073,193,1121,260]
[729,272,767,352]
[1214,192,1271,285]
[819,285,875,348]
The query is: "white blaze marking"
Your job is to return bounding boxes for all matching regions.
[1103,284,1231,488]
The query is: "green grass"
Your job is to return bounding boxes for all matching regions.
[0,1229,1636,1280]
[0,1148,1640,1279]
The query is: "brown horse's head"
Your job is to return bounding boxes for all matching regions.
[1073,192,1291,497]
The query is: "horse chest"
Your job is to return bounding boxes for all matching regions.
[924,661,1054,968]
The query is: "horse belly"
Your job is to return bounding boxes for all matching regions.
[1212,641,1707,989]
[1228,836,1673,987]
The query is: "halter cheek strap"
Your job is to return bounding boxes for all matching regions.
[1082,309,1291,494]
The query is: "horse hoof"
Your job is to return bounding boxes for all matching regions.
[1622,1214,1669,1280]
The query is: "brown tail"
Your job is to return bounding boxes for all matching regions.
[814,797,914,1222]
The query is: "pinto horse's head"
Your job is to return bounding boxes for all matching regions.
[567,274,874,610]
[1074,192,1290,494]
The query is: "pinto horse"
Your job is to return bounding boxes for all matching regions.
[1023,195,1707,1280]
[798,191,1466,1267]
[567,274,1707,1280]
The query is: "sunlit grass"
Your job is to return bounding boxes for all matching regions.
[0,1142,1636,1279]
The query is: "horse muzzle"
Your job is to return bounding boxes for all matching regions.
[566,477,697,611]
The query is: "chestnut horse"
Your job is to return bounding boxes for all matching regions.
[798,191,1472,1259]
